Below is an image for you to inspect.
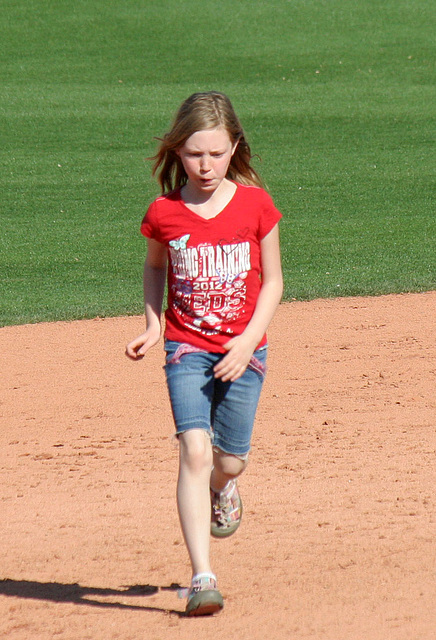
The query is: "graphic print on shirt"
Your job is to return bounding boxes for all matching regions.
[169,233,251,336]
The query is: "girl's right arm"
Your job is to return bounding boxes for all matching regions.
[125,238,167,360]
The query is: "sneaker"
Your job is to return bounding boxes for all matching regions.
[184,573,224,616]
[210,479,243,538]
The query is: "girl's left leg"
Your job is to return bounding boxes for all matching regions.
[209,450,246,538]
[210,449,247,491]
[209,348,267,537]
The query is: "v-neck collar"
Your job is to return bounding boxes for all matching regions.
[177,182,239,221]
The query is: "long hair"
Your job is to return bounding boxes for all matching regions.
[151,92,263,194]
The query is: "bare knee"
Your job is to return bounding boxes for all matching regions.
[178,429,213,474]
[213,449,247,480]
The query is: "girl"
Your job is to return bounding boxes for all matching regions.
[126,92,283,616]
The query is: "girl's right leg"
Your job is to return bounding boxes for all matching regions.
[164,343,224,614]
[177,429,224,614]
[177,429,213,576]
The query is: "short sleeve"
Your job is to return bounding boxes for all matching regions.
[140,200,164,243]
[258,190,282,239]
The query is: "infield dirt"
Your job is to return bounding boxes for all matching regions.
[1,292,435,639]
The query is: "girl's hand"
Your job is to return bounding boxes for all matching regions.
[214,223,283,382]
[213,335,257,382]
[125,327,160,360]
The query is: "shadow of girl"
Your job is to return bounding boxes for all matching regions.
[0,578,184,616]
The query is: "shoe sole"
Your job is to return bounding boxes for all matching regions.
[185,590,224,616]
[210,501,243,538]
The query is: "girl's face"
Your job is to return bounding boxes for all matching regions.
[177,127,238,194]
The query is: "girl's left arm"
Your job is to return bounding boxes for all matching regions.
[213,223,283,382]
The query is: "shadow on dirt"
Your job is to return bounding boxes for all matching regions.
[0,578,184,616]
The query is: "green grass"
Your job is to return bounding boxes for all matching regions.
[1,0,435,325]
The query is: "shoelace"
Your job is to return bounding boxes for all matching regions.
[178,574,217,599]
[212,481,237,523]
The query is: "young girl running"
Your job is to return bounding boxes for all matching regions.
[126,91,283,616]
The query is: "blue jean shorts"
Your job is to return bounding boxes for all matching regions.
[164,341,267,458]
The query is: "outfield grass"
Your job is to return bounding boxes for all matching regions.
[1,0,435,326]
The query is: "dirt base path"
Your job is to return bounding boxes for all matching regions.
[1,292,435,639]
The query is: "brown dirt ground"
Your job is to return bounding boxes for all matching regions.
[0,292,435,640]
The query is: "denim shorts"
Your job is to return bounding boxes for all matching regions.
[163,340,267,458]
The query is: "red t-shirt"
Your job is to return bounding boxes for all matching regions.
[141,182,282,352]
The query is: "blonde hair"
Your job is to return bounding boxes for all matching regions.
[151,91,263,194]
